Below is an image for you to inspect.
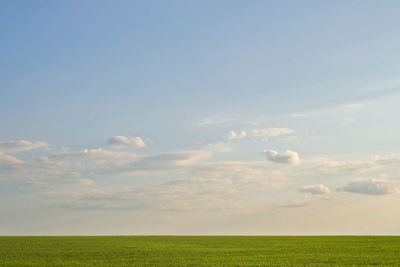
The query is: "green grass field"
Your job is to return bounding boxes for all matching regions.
[0,236,399,266]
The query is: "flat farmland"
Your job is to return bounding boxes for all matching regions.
[0,236,399,266]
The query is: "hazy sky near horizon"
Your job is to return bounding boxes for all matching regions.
[1,0,400,235]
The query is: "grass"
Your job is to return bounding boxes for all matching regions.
[0,236,399,266]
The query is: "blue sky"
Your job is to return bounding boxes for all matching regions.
[1,0,400,235]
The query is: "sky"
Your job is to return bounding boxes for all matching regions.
[1,0,400,235]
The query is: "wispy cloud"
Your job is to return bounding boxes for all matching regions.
[197,116,234,126]
[0,152,23,166]
[226,128,295,140]
[290,103,365,118]
[279,201,310,208]
[107,136,146,149]
[40,170,283,213]
[251,128,294,138]
[0,140,48,153]
[296,154,400,176]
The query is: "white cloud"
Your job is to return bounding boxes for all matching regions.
[0,140,48,153]
[227,130,247,140]
[337,179,397,195]
[107,136,146,149]
[263,150,301,165]
[251,128,294,138]
[298,184,330,195]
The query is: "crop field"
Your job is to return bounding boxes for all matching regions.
[0,236,399,266]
